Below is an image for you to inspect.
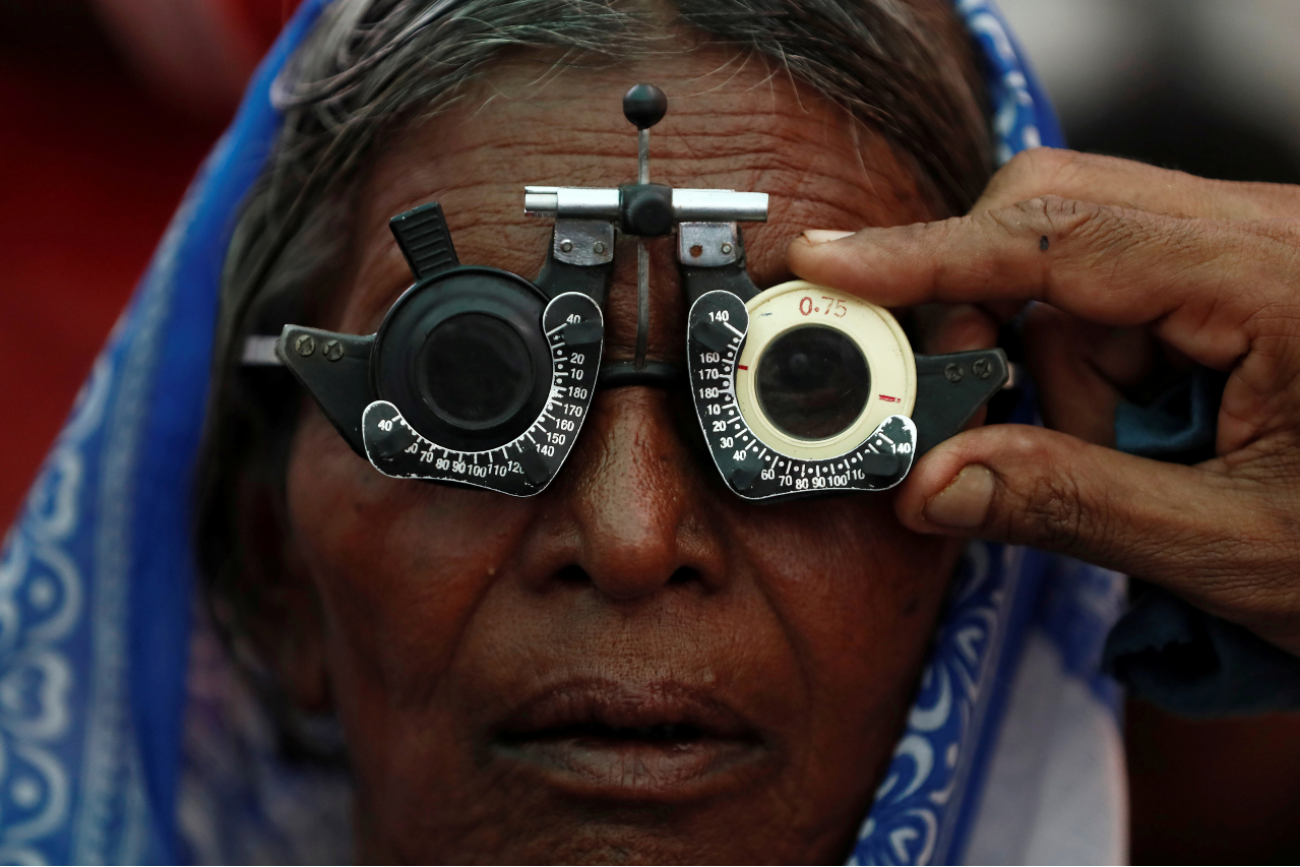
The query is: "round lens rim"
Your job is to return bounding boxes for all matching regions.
[371,266,553,452]
[733,280,916,461]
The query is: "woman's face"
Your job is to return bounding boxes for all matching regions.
[283,48,975,864]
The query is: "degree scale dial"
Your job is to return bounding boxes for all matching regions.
[687,287,918,500]
[361,292,602,496]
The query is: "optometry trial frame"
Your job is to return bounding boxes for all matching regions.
[243,84,1009,501]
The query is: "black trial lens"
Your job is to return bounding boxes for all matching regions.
[755,325,871,441]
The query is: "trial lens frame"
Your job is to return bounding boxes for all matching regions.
[243,84,1009,501]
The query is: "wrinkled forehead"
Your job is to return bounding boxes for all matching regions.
[338,44,938,333]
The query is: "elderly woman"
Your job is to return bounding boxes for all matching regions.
[200,2,1004,862]
[6,0,1300,863]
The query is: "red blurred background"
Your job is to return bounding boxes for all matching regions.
[0,0,298,531]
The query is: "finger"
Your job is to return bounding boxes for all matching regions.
[892,424,1273,624]
[789,196,1283,372]
[975,148,1300,221]
[1024,304,1153,446]
[914,303,998,355]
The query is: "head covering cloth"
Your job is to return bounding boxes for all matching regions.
[0,1,1126,863]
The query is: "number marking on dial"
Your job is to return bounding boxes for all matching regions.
[687,290,917,501]
[362,292,603,496]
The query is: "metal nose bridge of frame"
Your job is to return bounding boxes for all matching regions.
[242,84,1010,500]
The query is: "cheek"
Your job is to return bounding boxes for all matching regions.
[285,409,537,726]
[706,492,962,827]
[722,494,959,719]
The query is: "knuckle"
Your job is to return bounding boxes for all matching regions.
[1155,490,1300,638]
[985,149,1175,212]
[920,213,970,240]
[991,430,1107,555]
[1012,471,1093,553]
[986,195,1099,245]
[887,215,962,253]
[991,148,1080,198]
[1011,195,1185,267]
[989,150,1048,197]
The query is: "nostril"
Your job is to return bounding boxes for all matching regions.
[550,564,703,594]
[667,567,699,586]
[554,564,589,586]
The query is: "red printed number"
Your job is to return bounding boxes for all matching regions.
[799,296,849,317]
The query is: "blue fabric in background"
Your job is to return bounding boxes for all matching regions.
[1115,369,1228,460]
[128,3,329,855]
[1108,369,1300,714]
[0,2,327,861]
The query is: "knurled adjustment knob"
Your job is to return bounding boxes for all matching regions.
[623,83,667,130]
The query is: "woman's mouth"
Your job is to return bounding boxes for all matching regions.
[491,680,768,800]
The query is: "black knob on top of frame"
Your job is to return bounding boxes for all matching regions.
[623,83,667,130]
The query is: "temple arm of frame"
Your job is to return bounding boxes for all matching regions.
[242,335,283,366]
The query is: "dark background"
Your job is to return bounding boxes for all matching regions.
[2,0,1299,861]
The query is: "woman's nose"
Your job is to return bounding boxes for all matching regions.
[558,388,723,600]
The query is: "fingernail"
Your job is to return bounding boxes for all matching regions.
[923,465,995,529]
[801,229,855,245]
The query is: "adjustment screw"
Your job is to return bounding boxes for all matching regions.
[323,339,344,362]
[944,362,964,383]
[560,239,574,253]
[593,241,607,254]
[972,357,992,379]
[721,242,733,255]
[294,334,316,357]
[623,83,668,130]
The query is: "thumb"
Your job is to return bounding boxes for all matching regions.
[895,425,1240,587]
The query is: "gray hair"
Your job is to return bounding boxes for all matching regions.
[197,0,992,732]
[216,0,989,364]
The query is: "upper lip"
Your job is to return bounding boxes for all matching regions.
[494,679,758,744]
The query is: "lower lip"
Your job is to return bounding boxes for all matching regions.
[495,735,765,800]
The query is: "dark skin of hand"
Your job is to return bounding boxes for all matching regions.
[791,147,1300,658]
[269,48,985,863]
[793,149,1300,861]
